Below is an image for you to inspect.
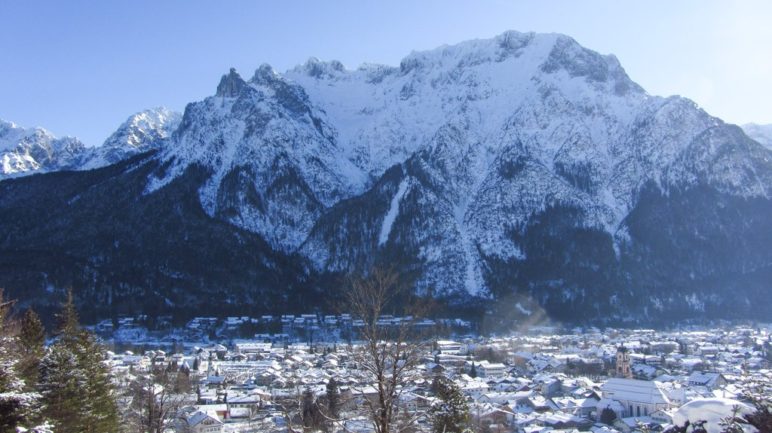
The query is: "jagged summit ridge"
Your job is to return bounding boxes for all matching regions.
[284,30,647,187]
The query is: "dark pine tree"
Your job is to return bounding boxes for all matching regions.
[600,407,617,425]
[18,308,45,391]
[326,377,340,419]
[302,387,322,430]
[40,289,119,433]
[0,289,43,431]
[429,376,470,433]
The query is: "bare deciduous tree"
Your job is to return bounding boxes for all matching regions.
[123,368,194,433]
[345,267,429,433]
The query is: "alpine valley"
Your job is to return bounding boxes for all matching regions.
[1,31,770,326]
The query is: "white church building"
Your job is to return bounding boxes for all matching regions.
[600,378,673,418]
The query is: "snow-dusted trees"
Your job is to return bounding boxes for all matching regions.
[0,288,118,433]
[0,290,55,432]
[429,376,470,433]
[346,267,429,433]
[38,344,82,431]
[0,290,41,432]
[39,290,119,433]
[123,368,195,433]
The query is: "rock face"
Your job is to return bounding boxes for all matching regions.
[216,68,250,97]
[1,31,770,324]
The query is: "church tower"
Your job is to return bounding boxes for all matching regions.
[615,345,632,378]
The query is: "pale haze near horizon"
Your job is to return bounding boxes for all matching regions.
[1,0,770,146]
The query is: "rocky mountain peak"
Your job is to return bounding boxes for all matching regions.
[250,64,280,85]
[216,67,248,97]
[540,35,643,95]
[294,57,346,79]
[75,107,182,170]
[102,107,181,149]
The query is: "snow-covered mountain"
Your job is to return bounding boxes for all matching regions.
[145,31,771,301]
[0,120,87,177]
[1,31,770,323]
[146,69,363,250]
[742,123,772,150]
[0,107,180,179]
[82,107,181,169]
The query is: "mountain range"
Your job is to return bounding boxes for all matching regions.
[0,107,180,178]
[1,31,770,326]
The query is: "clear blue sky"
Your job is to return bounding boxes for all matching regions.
[1,0,770,146]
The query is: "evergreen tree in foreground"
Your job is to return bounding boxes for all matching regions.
[18,308,45,391]
[39,289,119,433]
[430,376,470,433]
[0,290,36,432]
[0,289,45,433]
[742,395,772,433]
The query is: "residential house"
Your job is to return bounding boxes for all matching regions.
[183,410,223,433]
[687,371,727,390]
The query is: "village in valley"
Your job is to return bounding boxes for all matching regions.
[99,314,772,433]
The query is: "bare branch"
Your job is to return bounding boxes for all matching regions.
[344,266,432,433]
